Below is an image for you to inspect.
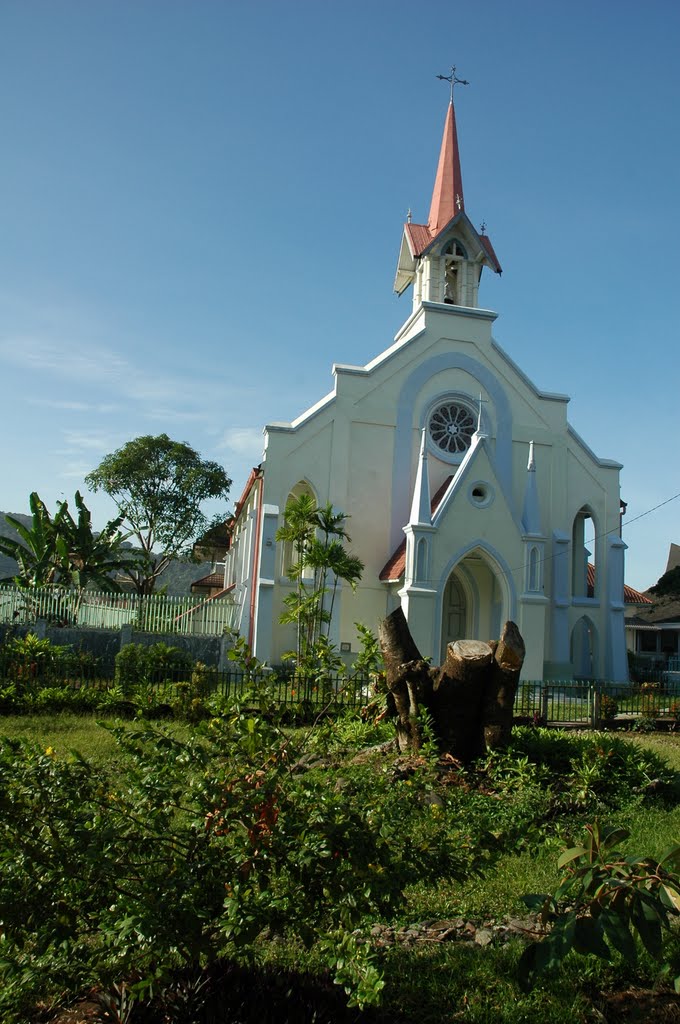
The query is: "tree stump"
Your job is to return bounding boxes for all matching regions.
[378,609,525,763]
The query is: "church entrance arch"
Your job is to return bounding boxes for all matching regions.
[439,548,510,662]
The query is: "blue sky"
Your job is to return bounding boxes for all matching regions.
[1,0,679,590]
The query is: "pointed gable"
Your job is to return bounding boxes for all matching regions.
[379,476,453,581]
[394,95,501,297]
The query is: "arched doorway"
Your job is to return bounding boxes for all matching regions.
[441,573,467,660]
[440,549,509,661]
[571,615,598,680]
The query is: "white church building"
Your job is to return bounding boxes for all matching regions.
[221,93,628,681]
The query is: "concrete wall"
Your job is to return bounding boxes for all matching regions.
[0,622,231,673]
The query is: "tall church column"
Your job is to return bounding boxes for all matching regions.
[605,535,628,681]
[547,530,572,678]
[252,505,279,663]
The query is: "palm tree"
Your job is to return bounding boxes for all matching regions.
[275,495,363,663]
[57,492,135,617]
[276,493,318,662]
[0,491,136,622]
[0,493,66,587]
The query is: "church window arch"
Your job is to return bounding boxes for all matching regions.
[280,480,317,578]
[441,238,467,259]
[528,546,540,592]
[416,537,428,582]
[571,505,598,599]
[441,238,467,304]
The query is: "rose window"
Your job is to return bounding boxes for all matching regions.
[428,402,476,455]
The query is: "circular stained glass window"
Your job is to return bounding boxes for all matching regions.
[428,401,476,456]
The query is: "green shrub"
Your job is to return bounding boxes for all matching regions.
[1,633,76,690]
[114,642,193,694]
[519,822,680,991]
[113,643,147,693]
[191,660,217,697]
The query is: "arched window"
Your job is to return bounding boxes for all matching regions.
[280,481,316,578]
[528,546,539,592]
[572,507,597,599]
[416,537,428,582]
[442,239,467,304]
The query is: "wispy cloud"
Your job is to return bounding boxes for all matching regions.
[28,398,120,413]
[217,426,264,455]
[58,460,97,480]
[61,430,122,452]
[0,336,128,382]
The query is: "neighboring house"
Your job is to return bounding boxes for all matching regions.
[191,566,228,600]
[222,94,630,681]
[625,544,680,674]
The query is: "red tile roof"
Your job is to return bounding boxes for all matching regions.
[624,584,652,605]
[405,222,434,257]
[191,571,225,592]
[586,562,650,604]
[479,233,502,275]
[379,476,453,581]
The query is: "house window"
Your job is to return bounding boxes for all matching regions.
[639,631,658,654]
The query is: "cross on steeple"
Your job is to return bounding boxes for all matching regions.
[436,65,470,103]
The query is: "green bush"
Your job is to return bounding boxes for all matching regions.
[114,642,193,694]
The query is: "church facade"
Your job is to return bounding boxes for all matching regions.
[222,96,628,681]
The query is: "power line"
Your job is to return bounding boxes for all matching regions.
[393,488,680,590]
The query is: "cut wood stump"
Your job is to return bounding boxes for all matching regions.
[378,608,525,763]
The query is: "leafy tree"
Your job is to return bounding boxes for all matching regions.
[649,565,680,601]
[276,496,364,664]
[85,434,231,595]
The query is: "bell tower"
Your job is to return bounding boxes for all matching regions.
[394,68,502,311]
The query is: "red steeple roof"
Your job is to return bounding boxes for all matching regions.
[394,94,502,295]
[428,101,464,235]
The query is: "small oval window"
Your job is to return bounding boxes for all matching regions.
[468,482,493,508]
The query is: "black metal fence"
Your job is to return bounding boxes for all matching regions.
[516,679,680,728]
[2,652,680,726]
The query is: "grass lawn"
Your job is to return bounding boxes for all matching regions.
[2,713,680,1023]
[0,712,192,760]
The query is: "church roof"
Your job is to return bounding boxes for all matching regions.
[479,233,501,271]
[396,99,502,289]
[404,222,433,257]
[428,101,464,234]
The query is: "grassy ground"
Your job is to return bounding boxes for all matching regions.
[0,712,192,760]
[3,714,680,1023]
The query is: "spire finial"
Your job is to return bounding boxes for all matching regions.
[407,207,412,223]
[527,441,536,471]
[436,65,470,103]
[480,220,487,235]
[477,392,487,433]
